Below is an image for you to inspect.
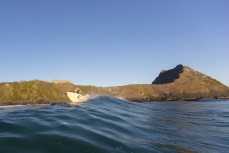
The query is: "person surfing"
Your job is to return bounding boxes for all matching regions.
[74,88,81,94]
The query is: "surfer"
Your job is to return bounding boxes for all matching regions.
[64,88,81,96]
[74,88,81,94]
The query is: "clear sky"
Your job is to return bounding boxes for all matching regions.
[0,0,228,86]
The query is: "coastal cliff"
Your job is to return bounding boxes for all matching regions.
[0,65,228,105]
[110,64,229,102]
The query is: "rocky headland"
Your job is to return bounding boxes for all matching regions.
[0,65,228,105]
[111,64,229,102]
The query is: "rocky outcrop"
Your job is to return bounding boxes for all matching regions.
[149,64,229,101]
[102,65,229,102]
[152,64,184,84]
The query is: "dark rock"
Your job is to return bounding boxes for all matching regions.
[152,64,184,84]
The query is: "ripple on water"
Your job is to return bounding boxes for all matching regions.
[0,98,229,153]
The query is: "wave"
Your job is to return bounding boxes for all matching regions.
[0,99,229,153]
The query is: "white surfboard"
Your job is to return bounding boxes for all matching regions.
[66,92,88,103]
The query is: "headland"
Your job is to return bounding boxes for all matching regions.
[0,65,228,105]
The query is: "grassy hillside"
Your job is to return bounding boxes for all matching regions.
[0,80,112,105]
[0,80,76,101]
[0,65,228,105]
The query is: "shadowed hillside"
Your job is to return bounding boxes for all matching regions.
[152,64,183,84]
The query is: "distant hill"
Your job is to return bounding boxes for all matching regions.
[103,65,229,102]
[0,65,228,105]
[150,64,229,101]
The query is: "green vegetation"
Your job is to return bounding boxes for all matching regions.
[0,65,228,105]
[77,85,111,96]
[0,80,76,101]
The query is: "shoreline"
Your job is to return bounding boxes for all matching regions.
[1,97,229,106]
[0,100,69,106]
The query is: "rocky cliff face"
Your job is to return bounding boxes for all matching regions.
[150,64,229,101]
[152,64,184,84]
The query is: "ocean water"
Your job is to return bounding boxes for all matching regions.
[0,97,229,153]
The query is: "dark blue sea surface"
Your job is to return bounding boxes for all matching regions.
[0,97,229,153]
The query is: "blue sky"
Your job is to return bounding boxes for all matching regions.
[0,0,228,86]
